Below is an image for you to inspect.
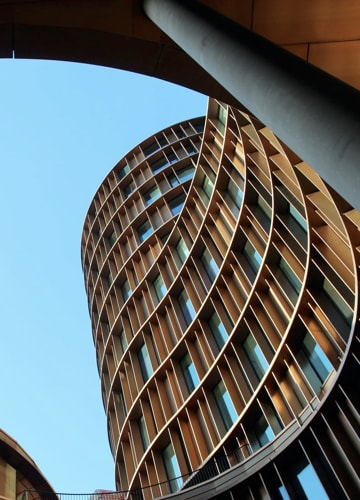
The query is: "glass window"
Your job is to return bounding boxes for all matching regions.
[168,173,179,187]
[117,164,130,180]
[120,330,127,353]
[323,277,352,326]
[123,181,135,198]
[138,219,153,242]
[289,203,307,232]
[138,343,153,382]
[163,442,183,493]
[142,141,159,157]
[169,193,186,216]
[108,230,117,248]
[167,151,177,164]
[243,240,262,273]
[193,121,204,133]
[200,175,214,205]
[158,136,168,148]
[177,165,195,182]
[249,413,275,451]
[227,176,243,211]
[209,311,228,349]
[243,333,269,380]
[154,273,167,301]
[217,104,227,134]
[279,257,302,294]
[213,380,237,431]
[176,238,189,265]
[107,271,113,288]
[138,414,150,451]
[298,331,333,395]
[150,156,167,174]
[185,142,196,155]
[201,247,219,282]
[121,280,131,301]
[143,185,161,205]
[180,352,200,393]
[178,289,196,326]
[175,126,186,139]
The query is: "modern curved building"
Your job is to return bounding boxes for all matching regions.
[81,100,359,499]
[0,428,55,499]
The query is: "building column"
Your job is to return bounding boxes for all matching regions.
[142,0,360,213]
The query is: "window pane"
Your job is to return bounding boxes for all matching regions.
[299,331,332,394]
[169,193,186,216]
[201,248,219,283]
[249,414,275,451]
[138,220,153,242]
[178,289,196,326]
[213,380,237,430]
[117,164,130,180]
[143,185,161,205]
[243,333,269,380]
[168,173,179,187]
[227,177,243,210]
[180,352,200,393]
[154,273,167,301]
[209,311,228,349]
[178,165,195,182]
[150,156,167,174]
[138,414,150,451]
[138,343,153,382]
[176,238,189,265]
[200,175,214,205]
[123,182,135,198]
[142,141,159,157]
[323,278,353,326]
[243,240,262,273]
[163,443,183,493]
[121,280,131,301]
[109,231,117,248]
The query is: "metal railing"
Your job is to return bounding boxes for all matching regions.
[20,444,249,500]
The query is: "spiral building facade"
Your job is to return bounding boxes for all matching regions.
[81,101,359,499]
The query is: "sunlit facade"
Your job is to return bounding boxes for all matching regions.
[81,101,359,499]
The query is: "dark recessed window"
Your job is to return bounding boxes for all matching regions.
[180,352,200,393]
[123,182,135,198]
[298,331,333,395]
[176,238,189,265]
[108,231,117,248]
[243,333,269,380]
[178,289,196,326]
[150,156,167,174]
[178,165,195,182]
[209,311,228,349]
[162,442,183,493]
[142,141,159,157]
[121,280,131,301]
[117,164,130,180]
[138,219,153,242]
[213,379,237,431]
[153,273,167,301]
[138,414,150,451]
[201,247,219,283]
[169,193,186,216]
[143,185,161,205]
[138,343,153,382]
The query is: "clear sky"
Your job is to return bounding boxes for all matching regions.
[0,58,207,493]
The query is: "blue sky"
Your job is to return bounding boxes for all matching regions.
[0,58,207,493]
